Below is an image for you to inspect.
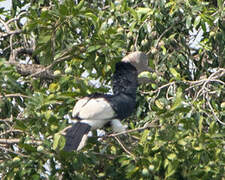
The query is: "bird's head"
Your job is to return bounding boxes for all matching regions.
[121,51,153,83]
[121,51,152,74]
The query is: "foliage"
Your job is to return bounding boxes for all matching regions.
[0,0,224,179]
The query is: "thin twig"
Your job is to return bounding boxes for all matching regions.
[154,82,175,99]
[91,152,117,160]
[0,138,42,145]
[0,118,13,122]
[134,18,149,51]
[113,136,135,157]
[0,93,30,99]
[0,129,22,136]
[29,55,71,78]
[0,30,23,38]
[6,11,26,25]
[0,145,28,157]
[0,17,10,32]
[193,69,225,101]
[146,24,176,55]
[108,119,159,137]
[206,96,225,126]
[0,138,20,144]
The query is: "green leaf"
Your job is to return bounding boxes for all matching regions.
[136,8,150,15]
[217,0,224,10]
[186,15,192,29]
[178,139,187,146]
[15,120,27,131]
[39,35,51,44]
[126,165,139,178]
[87,45,101,52]
[74,0,85,10]
[170,87,183,111]
[20,143,36,153]
[49,83,59,92]
[198,115,203,134]
[138,71,151,79]
[167,153,177,160]
[53,134,65,150]
[128,8,138,20]
[140,129,149,144]
[59,4,67,15]
[169,68,181,79]
[32,174,40,180]
[120,158,130,167]
[193,144,203,151]
[121,0,127,12]
[161,45,167,55]
[85,12,98,28]
[194,16,201,29]
[165,161,176,178]
[155,100,164,110]
[221,102,225,109]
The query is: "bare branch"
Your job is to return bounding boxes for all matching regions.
[6,11,26,25]
[9,47,35,62]
[0,145,28,157]
[0,93,30,99]
[29,54,71,78]
[191,68,225,101]
[113,136,135,157]
[206,96,225,126]
[146,23,178,56]
[0,138,42,145]
[0,138,20,144]
[0,17,10,32]
[0,117,13,123]
[0,11,25,38]
[8,61,56,79]
[108,119,159,137]
[91,152,117,160]
[0,129,22,136]
[153,82,175,99]
[0,30,23,38]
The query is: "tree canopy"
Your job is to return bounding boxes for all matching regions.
[0,0,224,179]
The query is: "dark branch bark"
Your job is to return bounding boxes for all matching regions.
[0,138,42,145]
[9,61,56,79]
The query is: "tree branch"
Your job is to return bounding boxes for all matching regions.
[9,61,56,79]
[107,119,159,137]
[0,138,42,145]
[6,11,26,25]
[206,95,225,126]
[113,136,135,157]
[0,129,22,136]
[0,145,28,157]
[0,93,30,99]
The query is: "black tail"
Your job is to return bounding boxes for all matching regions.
[64,122,91,151]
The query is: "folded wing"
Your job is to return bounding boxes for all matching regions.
[72,97,115,121]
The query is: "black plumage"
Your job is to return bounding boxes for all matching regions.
[64,122,91,151]
[64,61,138,151]
[112,62,138,97]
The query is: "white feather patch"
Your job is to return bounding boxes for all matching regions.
[72,97,115,120]
[111,119,127,133]
[72,97,90,117]
[81,119,111,130]
[77,134,88,151]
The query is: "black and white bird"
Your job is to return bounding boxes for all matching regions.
[64,52,150,151]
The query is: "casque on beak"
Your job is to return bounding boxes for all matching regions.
[121,51,153,84]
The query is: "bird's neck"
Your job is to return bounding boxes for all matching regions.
[112,62,138,97]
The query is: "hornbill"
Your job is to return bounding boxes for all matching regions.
[64,52,150,151]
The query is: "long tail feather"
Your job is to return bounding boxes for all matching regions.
[64,122,91,151]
